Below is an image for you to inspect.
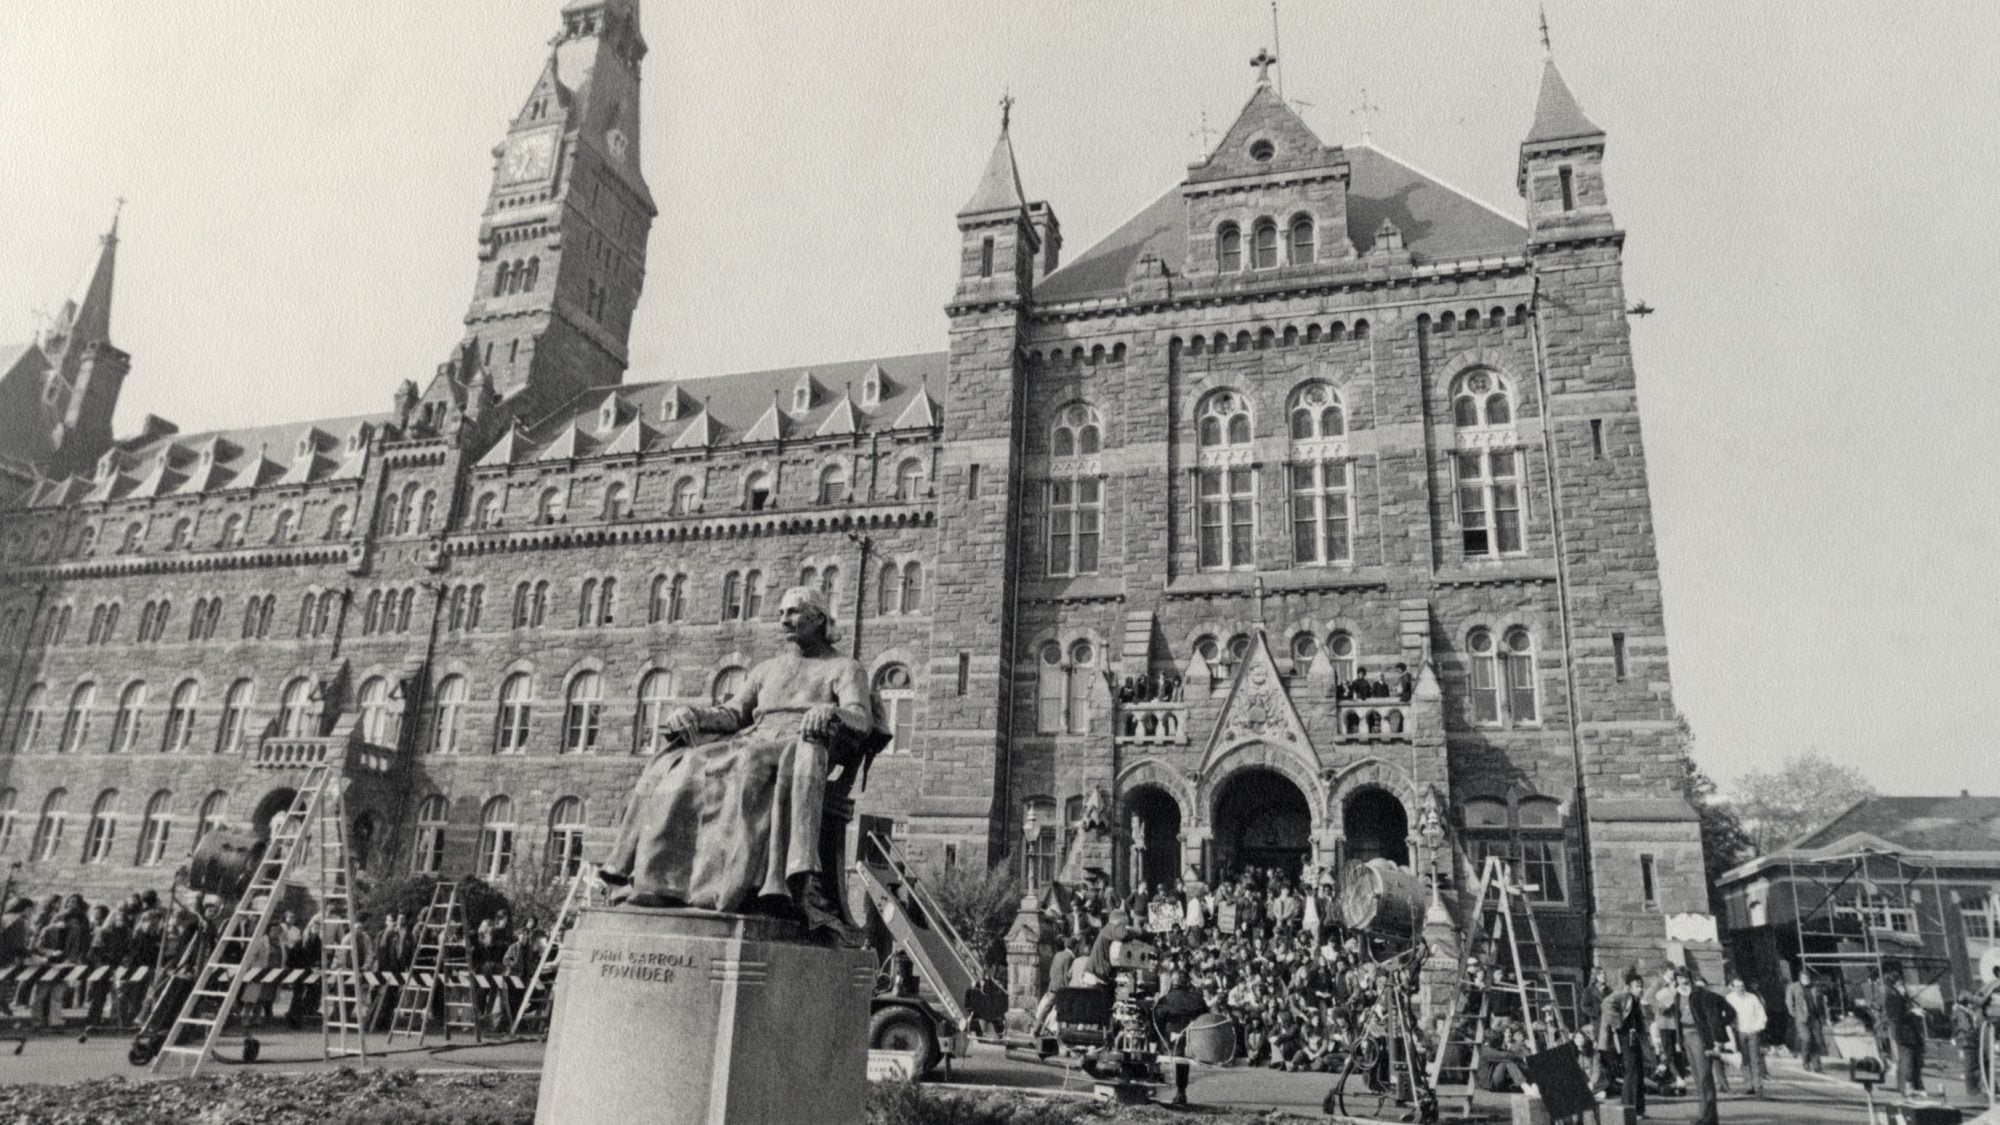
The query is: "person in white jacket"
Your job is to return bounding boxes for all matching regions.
[1725,976,1770,1095]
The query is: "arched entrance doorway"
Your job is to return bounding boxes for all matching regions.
[1211,768,1312,880]
[1342,787,1409,867]
[1125,786,1181,893]
[251,787,298,840]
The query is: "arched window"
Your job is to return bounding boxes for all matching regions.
[218,679,254,753]
[363,590,383,635]
[466,585,484,629]
[667,574,687,622]
[603,481,630,520]
[745,471,772,511]
[1227,634,1252,665]
[110,681,148,753]
[1216,223,1243,272]
[816,463,847,505]
[1291,632,1319,667]
[497,673,533,753]
[547,797,587,879]
[31,788,68,861]
[474,493,499,529]
[1066,641,1096,734]
[195,790,228,847]
[1192,633,1221,669]
[1035,642,1066,734]
[722,571,744,621]
[494,261,513,297]
[531,581,549,626]
[523,257,540,291]
[327,505,351,539]
[671,477,698,516]
[1327,632,1357,684]
[278,677,313,738]
[1197,391,1252,450]
[1452,369,1515,429]
[742,571,765,619]
[84,789,120,864]
[1251,219,1279,269]
[272,509,296,543]
[432,675,468,754]
[59,682,96,753]
[170,518,193,550]
[877,563,899,616]
[413,794,448,875]
[1503,627,1540,724]
[1051,404,1102,459]
[818,565,839,604]
[358,677,392,745]
[895,459,926,501]
[164,679,199,752]
[476,792,516,880]
[1288,382,1346,440]
[538,487,566,524]
[899,561,924,614]
[875,664,914,753]
[1463,797,1509,829]
[121,522,144,553]
[0,789,16,853]
[711,666,747,705]
[15,684,47,753]
[637,670,674,754]
[563,671,603,753]
[417,490,437,534]
[138,790,173,867]
[1289,215,1316,264]
[579,579,598,628]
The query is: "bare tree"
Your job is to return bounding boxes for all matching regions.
[1729,749,1877,853]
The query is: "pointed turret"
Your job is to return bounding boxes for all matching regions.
[1518,59,1614,241]
[45,210,133,476]
[1524,60,1604,147]
[62,212,118,355]
[952,98,1057,305]
[959,120,1029,219]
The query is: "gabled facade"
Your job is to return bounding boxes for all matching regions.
[0,8,1705,999]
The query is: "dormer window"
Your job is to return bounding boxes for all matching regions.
[599,401,619,432]
[1249,139,1275,162]
[1251,219,1279,269]
[1217,223,1242,273]
[862,373,882,408]
[792,383,812,412]
[661,395,681,422]
[296,438,312,459]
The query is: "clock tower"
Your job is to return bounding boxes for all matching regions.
[459,0,655,410]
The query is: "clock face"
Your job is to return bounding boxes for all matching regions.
[606,128,629,164]
[504,132,557,182]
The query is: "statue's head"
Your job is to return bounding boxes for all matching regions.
[778,585,835,648]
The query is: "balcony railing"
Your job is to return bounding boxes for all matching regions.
[255,733,395,775]
[1115,702,1188,746]
[1336,701,1411,742]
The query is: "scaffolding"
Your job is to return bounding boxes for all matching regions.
[1777,847,1959,1010]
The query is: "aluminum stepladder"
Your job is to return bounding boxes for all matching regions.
[509,863,599,1037]
[152,760,368,1074]
[387,882,478,1045]
[1427,854,1571,1114]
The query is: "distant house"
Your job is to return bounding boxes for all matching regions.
[1716,793,2000,1030]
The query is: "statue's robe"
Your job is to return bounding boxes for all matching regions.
[601,649,872,913]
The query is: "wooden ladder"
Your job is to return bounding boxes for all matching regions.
[315,776,368,1061]
[1428,855,1571,1108]
[387,882,480,1045]
[152,764,338,1075]
[509,865,598,1036]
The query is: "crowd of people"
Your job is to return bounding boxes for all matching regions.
[1028,868,2000,1116]
[0,888,551,1035]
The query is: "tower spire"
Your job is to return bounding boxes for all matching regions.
[959,96,1028,217]
[64,203,121,352]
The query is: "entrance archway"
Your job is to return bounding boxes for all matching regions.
[1212,768,1312,880]
[1342,787,1410,867]
[251,788,298,839]
[1125,786,1182,894]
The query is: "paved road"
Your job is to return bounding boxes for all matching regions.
[1,1026,1991,1125]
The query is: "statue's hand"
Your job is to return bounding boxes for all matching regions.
[662,706,700,741]
[800,704,844,742]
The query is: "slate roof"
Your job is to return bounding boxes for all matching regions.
[0,343,59,467]
[1790,795,2000,855]
[477,351,948,466]
[1034,144,1528,304]
[961,126,1029,217]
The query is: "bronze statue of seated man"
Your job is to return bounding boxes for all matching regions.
[598,586,885,940]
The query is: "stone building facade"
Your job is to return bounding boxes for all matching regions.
[0,0,1707,986]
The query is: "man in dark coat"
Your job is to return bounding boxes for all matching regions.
[1153,970,1209,1107]
[1597,969,1654,1122]
[1882,971,1926,1094]
[1685,976,1736,1125]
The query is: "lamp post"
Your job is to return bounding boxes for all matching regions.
[1023,806,1040,889]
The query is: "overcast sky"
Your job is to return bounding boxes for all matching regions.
[3,1,1995,797]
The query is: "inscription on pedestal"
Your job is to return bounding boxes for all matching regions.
[588,945,701,986]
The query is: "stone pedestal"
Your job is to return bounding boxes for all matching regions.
[536,907,876,1125]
